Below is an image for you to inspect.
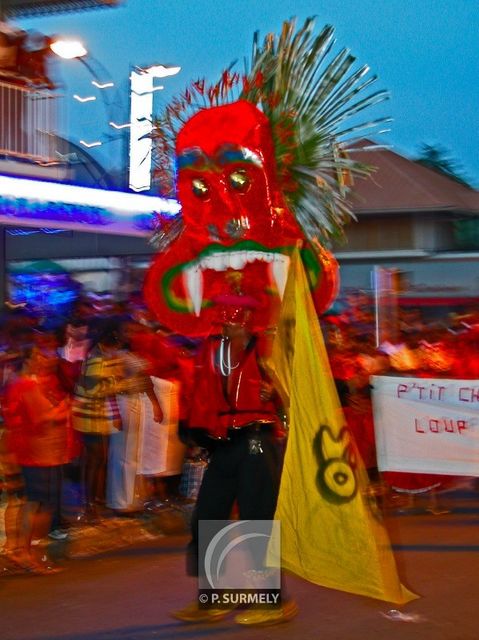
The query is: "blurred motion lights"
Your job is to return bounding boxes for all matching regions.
[73,94,97,102]
[109,121,131,129]
[79,140,102,148]
[91,80,114,89]
[0,174,180,215]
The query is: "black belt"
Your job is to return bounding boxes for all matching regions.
[226,420,275,437]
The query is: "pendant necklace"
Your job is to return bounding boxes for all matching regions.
[219,338,240,376]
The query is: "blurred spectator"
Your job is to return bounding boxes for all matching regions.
[138,324,186,507]
[107,319,163,514]
[2,334,72,573]
[0,422,24,563]
[72,320,126,523]
[107,318,186,513]
[57,317,91,394]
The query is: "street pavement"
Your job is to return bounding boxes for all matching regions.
[1,486,478,640]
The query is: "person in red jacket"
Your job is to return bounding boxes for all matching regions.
[3,339,72,573]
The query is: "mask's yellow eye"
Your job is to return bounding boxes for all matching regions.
[228,169,250,193]
[192,178,210,199]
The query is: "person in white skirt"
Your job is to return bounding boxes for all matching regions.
[107,320,185,514]
[141,375,186,510]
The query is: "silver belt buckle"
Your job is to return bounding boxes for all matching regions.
[248,436,264,455]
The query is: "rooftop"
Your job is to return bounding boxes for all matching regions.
[350,140,479,215]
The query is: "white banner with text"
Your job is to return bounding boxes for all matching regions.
[371,375,479,476]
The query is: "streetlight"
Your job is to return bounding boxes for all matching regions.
[50,37,118,149]
[49,39,87,60]
[50,37,181,191]
[50,37,115,91]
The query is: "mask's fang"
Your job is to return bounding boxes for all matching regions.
[183,264,204,316]
[270,254,290,299]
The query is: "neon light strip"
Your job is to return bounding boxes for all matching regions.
[109,121,131,129]
[92,80,115,89]
[79,140,103,148]
[129,70,154,192]
[0,175,180,215]
[7,228,67,236]
[74,94,97,103]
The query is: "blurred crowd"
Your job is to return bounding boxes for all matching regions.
[1,289,478,575]
[324,292,479,487]
[0,296,199,575]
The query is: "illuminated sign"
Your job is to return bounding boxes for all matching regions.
[0,174,180,236]
[128,65,181,193]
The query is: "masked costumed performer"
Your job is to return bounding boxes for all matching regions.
[144,17,392,626]
[149,97,303,625]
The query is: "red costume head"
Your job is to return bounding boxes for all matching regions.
[143,18,389,336]
[144,100,337,335]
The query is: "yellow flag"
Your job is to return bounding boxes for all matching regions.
[269,249,417,604]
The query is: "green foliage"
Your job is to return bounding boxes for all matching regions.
[416,143,472,188]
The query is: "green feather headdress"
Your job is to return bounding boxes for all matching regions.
[151,17,390,247]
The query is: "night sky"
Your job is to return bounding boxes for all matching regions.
[16,0,479,187]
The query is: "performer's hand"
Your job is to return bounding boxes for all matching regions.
[260,381,274,402]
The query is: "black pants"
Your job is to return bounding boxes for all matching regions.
[187,425,283,576]
[21,465,62,507]
[81,433,109,506]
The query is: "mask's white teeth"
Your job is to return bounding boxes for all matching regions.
[228,251,247,270]
[201,254,222,271]
[199,251,249,272]
[183,265,203,317]
[184,251,290,311]
[270,254,291,299]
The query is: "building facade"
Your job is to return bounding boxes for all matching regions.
[333,141,479,312]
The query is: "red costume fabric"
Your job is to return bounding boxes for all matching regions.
[186,335,279,440]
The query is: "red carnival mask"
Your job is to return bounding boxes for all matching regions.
[144,101,338,335]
